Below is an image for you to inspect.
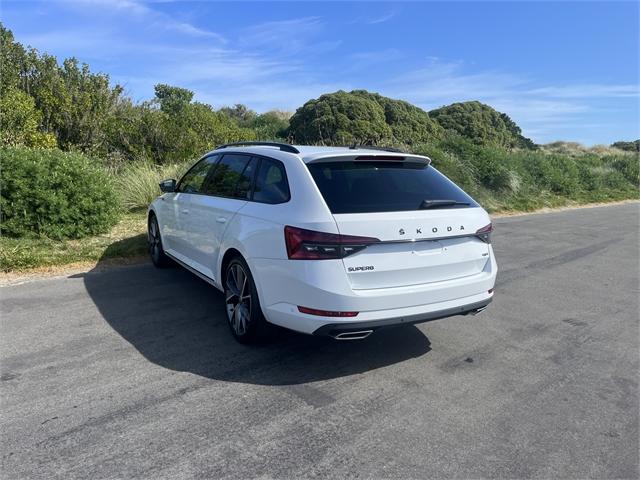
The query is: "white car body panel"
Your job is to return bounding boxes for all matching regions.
[149,144,498,336]
[187,195,247,280]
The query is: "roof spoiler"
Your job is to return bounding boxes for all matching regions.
[306,152,431,166]
[348,144,404,153]
[215,141,300,154]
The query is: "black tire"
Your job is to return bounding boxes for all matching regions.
[224,256,269,344]
[148,214,171,268]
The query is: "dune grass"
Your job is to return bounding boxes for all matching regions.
[112,160,192,211]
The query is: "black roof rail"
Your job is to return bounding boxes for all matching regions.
[215,141,300,154]
[348,144,405,153]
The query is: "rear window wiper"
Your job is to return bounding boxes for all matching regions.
[419,199,470,209]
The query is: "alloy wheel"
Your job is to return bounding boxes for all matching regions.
[225,263,252,336]
[148,218,162,261]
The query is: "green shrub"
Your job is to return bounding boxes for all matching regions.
[0,147,120,239]
[429,101,535,149]
[288,90,393,145]
[606,154,640,185]
[611,140,640,153]
[408,136,638,212]
[411,143,478,193]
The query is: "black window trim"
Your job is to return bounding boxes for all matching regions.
[177,152,291,205]
[238,156,259,201]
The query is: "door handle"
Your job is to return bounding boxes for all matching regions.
[216,217,227,224]
[181,209,189,214]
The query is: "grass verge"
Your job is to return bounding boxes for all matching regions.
[0,212,148,273]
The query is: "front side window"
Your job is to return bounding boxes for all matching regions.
[253,158,290,204]
[204,154,254,199]
[307,161,478,214]
[177,155,219,194]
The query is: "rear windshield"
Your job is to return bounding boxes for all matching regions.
[307,161,478,214]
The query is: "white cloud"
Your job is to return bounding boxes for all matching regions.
[62,0,226,42]
[348,10,397,25]
[526,84,639,98]
[238,17,327,54]
[366,11,396,24]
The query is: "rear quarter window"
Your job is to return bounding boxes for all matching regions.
[307,161,478,214]
[253,158,290,204]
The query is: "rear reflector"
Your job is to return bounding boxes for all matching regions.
[297,306,359,317]
[475,223,493,243]
[284,225,380,260]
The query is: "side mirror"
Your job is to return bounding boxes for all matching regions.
[159,179,176,193]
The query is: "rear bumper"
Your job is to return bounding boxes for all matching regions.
[250,247,497,335]
[262,289,494,335]
[311,297,492,336]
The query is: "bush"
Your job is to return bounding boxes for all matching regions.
[407,136,639,213]
[0,147,120,239]
[288,90,393,145]
[429,101,535,149]
[606,154,640,185]
[411,143,477,193]
[611,140,640,152]
[287,90,444,145]
[351,90,443,144]
[246,110,291,140]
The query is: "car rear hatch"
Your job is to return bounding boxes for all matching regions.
[306,153,492,290]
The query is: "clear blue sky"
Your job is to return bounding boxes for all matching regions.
[2,0,638,145]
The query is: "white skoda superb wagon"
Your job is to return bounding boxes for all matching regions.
[148,142,497,343]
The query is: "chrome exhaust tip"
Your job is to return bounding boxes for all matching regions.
[469,305,488,316]
[332,330,374,340]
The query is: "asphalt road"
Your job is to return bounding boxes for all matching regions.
[1,203,638,479]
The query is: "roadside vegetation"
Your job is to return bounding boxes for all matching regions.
[0,23,638,272]
[0,213,147,272]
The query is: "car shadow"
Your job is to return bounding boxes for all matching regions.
[79,242,432,386]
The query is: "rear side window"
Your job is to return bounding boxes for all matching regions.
[307,161,478,214]
[205,154,254,199]
[177,155,218,194]
[253,158,290,204]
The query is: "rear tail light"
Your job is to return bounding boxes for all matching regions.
[475,223,493,244]
[297,306,359,317]
[284,225,380,260]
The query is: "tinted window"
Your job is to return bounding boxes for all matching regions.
[205,154,253,199]
[253,158,290,204]
[307,161,478,214]
[177,156,218,194]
